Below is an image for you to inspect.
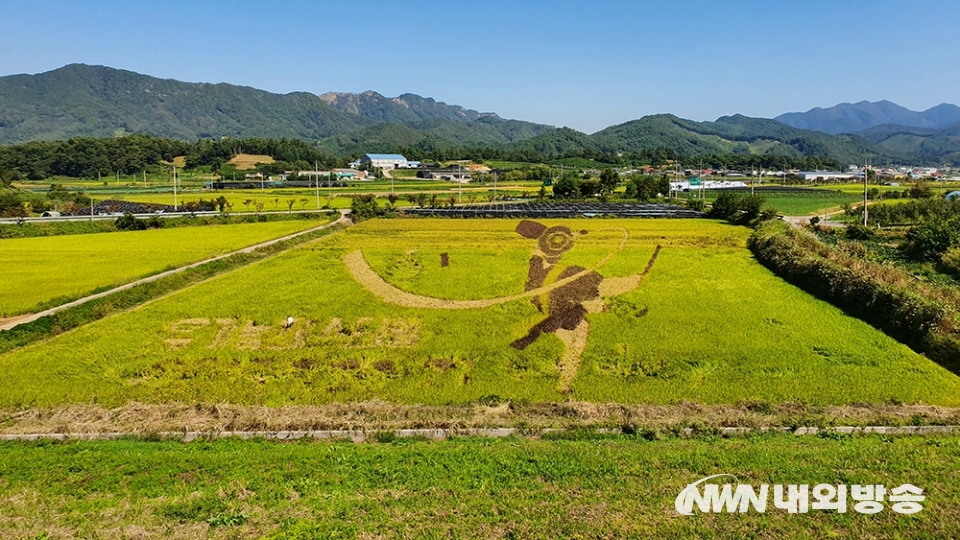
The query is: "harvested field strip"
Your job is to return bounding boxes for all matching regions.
[4,425,960,442]
[0,435,958,538]
[3,402,960,434]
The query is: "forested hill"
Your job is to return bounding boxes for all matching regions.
[0,64,944,164]
[503,114,899,165]
[0,64,550,146]
[590,114,893,164]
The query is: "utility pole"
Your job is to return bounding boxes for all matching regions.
[315,161,320,210]
[143,170,146,189]
[863,159,869,227]
[173,165,178,211]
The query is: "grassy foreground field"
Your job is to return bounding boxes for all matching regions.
[0,219,326,317]
[0,434,957,539]
[1,218,958,407]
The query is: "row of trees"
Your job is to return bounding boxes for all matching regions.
[0,135,344,181]
[0,133,853,183]
[552,169,671,201]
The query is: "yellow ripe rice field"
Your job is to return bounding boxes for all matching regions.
[1,218,957,407]
[0,219,324,317]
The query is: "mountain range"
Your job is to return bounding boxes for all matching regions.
[0,64,956,165]
[776,101,960,135]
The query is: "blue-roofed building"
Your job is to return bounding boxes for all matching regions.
[360,153,408,170]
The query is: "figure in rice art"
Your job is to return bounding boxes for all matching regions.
[343,219,661,392]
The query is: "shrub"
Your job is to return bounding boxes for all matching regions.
[114,213,147,231]
[350,194,381,222]
[903,218,960,262]
[844,223,874,241]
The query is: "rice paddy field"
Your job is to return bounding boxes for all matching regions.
[0,219,325,317]
[2,218,958,408]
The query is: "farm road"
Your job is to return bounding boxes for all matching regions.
[0,211,351,332]
[781,207,850,228]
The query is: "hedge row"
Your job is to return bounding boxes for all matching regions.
[749,222,960,372]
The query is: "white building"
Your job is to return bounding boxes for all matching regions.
[359,154,408,170]
[797,171,858,182]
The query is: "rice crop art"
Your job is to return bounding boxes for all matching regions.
[1,219,959,407]
[346,220,661,392]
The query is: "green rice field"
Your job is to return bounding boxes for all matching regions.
[0,433,957,539]
[0,219,325,317]
[1,218,957,407]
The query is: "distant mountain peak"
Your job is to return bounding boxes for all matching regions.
[776,100,960,134]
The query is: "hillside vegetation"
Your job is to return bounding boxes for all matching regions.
[1,64,937,164]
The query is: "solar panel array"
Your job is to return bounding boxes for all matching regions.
[401,202,703,219]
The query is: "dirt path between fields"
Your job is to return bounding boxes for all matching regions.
[0,211,351,332]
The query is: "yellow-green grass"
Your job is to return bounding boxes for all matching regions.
[1,218,957,408]
[692,190,860,216]
[0,220,324,317]
[833,182,960,195]
[110,191,413,210]
[1,434,958,538]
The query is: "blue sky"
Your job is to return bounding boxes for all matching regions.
[1,0,957,133]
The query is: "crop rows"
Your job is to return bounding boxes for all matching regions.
[0,218,957,407]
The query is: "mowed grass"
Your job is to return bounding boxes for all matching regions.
[0,220,324,317]
[0,434,958,539]
[1,218,958,407]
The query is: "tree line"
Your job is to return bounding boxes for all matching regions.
[0,136,343,182]
[1,134,846,185]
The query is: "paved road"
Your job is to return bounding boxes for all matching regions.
[0,211,351,332]
[0,208,334,225]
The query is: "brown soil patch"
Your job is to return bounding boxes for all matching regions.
[373,360,396,373]
[227,153,275,171]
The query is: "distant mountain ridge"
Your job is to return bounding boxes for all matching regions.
[319,90,494,124]
[776,100,960,135]
[0,64,951,164]
[0,64,548,146]
[509,114,891,165]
